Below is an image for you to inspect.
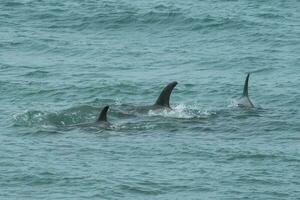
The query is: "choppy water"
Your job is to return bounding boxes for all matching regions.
[1,0,300,199]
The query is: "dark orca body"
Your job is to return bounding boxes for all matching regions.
[76,105,111,128]
[96,105,111,127]
[134,81,178,112]
[236,73,254,108]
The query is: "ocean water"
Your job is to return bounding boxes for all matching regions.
[1,0,300,199]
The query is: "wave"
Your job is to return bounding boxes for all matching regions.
[13,105,98,128]
[22,70,50,78]
[44,11,254,31]
[2,2,257,31]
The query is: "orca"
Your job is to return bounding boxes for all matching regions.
[77,105,111,128]
[136,81,178,112]
[236,73,254,108]
[97,105,110,126]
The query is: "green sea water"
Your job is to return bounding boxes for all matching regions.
[1,0,300,199]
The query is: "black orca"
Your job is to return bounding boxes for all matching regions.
[77,105,111,128]
[236,73,254,108]
[136,81,178,111]
[97,105,110,125]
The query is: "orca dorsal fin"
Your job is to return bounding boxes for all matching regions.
[154,81,178,108]
[243,73,250,97]
[97,106,109,122]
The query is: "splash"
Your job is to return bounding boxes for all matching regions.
[13,110,49,127]
[230,99,240,107]
[148,104,215,119]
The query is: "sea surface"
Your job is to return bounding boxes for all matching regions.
[1,0,300,199]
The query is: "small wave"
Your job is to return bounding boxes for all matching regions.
[256,12,285,20]
[112,122,156,132]
[22,70,50,78]
[12,2,255,32]
[119,182,163,195]
[227,153,280,161]
[2,1,23,7]
[13,105,99,128]
[251,68,276,74]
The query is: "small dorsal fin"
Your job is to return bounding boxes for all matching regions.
[97,106,109,122]
[154,81,178,108]
[243,73,250,97]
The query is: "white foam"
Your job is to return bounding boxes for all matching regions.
[230,99,239,107]
[114,98,122,106]
[147,104,213,119]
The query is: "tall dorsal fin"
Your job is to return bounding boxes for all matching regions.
[154,81,178,108]
[97,106,109,122]
[243,73,250,97]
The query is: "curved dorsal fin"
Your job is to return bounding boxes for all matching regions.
[154,81,178,108]
[243,73,250,97]
[97,106,109,122]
